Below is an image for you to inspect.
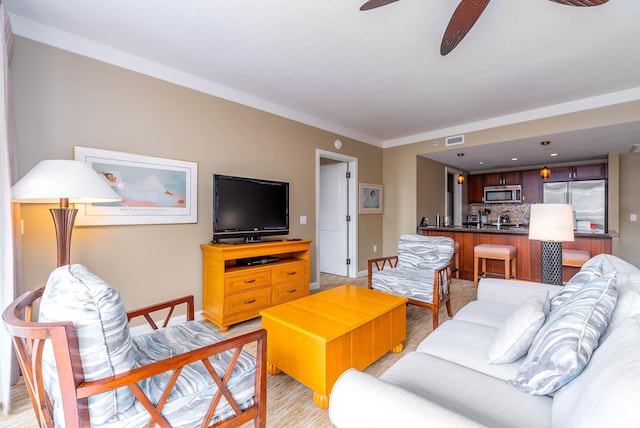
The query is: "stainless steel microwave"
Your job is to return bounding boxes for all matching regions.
[484,185,522,203]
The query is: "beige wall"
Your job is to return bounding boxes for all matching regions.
[619,153,640,267]
[383,102,640,255]
[11,37,383,310]
[416,156,446,227]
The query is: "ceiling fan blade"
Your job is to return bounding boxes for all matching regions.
[548,0,608,6]
[440,0,491,56]
[360,0,400,11]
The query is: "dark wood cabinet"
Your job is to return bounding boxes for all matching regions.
[545,164,607,182]
[521,169,543,203]
[484,171,521,186]
[468,174,484,203]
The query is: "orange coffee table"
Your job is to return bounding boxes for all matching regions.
[260,284,407,408]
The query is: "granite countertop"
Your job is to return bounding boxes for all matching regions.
[418,226,618,238]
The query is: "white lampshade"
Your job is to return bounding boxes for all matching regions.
[12,160,120,203]
[528,203,574,242]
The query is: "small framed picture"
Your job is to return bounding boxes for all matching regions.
[359,182,383,214]
[74,146,197,225]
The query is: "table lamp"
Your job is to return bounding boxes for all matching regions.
[12,160,121,267]
[528,203,574,285]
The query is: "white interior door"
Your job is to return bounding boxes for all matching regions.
[319,162,349,276]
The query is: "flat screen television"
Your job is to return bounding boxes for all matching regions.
[212,174,289,243]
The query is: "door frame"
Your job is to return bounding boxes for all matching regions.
[445,167,464,226]
[316,149,358,286]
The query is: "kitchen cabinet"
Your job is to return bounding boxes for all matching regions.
[545,164,607,182]
[521,169,543,203]
[467,174,484,203]
[484,171,521,186]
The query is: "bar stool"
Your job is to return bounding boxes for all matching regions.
[453,242,460,279]
[474,244,517,287]
[562,249,590,268]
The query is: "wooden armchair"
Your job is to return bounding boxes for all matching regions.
[368,235,455,330]
[3,264,267,428]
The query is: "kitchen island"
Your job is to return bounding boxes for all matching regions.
[418,226,616,283]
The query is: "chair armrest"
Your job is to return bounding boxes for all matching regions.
[127,295,194,330]
[78,328,267,426]
[329,369,484,428]
[477,278,563,305]
[367,255,398,288]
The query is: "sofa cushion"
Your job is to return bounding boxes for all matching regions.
[510,273,617,395]
[380,352,552,428]
[550,259,603,309]
[552,315,640,427]
[417,320,522,381]
[487,293,550,364]
[453,300,517,328]
[38,264,136,425]
[601,271,640,341]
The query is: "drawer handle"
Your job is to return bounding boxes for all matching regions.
[244,298,256,305]
[286,271,297,276]
[244,279,256,284]
[287,288,297,293]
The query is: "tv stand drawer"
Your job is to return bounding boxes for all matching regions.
[226,269,271,293]
[273,280,309,304]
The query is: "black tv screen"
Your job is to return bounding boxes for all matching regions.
[213,174,289,242]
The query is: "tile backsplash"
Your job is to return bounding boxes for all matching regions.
[468,203,532,225]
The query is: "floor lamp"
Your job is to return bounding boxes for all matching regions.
[11,160,121,267]
[528,203,575,285]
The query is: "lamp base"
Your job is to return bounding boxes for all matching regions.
[50,207,77,267]
[541,241,563,285]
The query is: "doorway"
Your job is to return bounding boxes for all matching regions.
[316,150,358,288]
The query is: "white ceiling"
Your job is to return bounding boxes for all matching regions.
[5,0,640,171]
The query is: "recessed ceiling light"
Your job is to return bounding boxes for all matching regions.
[550,153,558,157]
[541,141,550,146]
[511,157,518,161]
[479,161,484,165]
[457,153,464,157]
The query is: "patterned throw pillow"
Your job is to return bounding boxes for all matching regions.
[509,273,617,395]
[550,259,604,310]
[38,264,135,424]
[487,293,550,364]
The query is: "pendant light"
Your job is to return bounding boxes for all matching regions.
[457,174,464,184]
[540,166,551,180]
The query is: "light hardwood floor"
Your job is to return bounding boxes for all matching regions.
[1,274,476,428]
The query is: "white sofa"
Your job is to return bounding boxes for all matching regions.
[329,254,640,428]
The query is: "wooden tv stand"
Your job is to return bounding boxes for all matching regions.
[201,239,311,331]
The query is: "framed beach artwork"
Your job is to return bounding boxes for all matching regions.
[74,146,198,225]
[359,182,383,214]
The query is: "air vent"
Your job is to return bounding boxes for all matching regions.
[445,135,464,146]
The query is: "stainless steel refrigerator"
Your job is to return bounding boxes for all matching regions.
[543,180,607,232]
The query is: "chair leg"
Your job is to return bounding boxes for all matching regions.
[445,299,453,317]
[473,255,479,288]
[504,256,510,280]
[432,308,439,330]
[511,257,517,279]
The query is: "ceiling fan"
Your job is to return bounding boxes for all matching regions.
[360,0,609,56]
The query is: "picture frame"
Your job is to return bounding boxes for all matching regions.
[359,182,383,214]
[74,146,198,225]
